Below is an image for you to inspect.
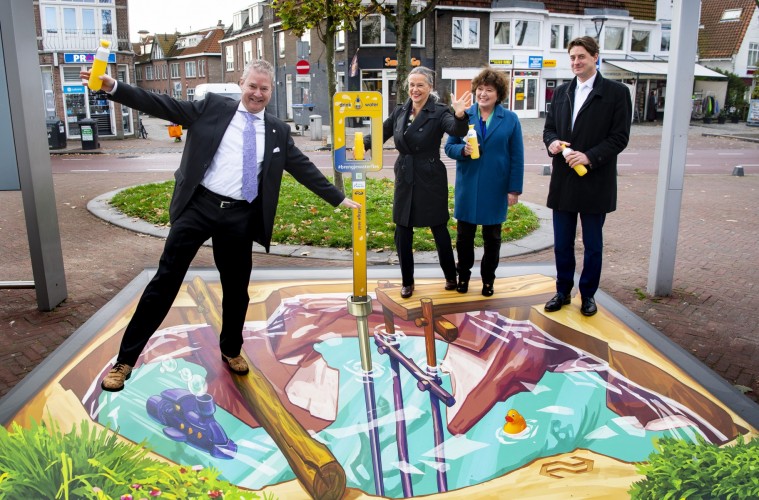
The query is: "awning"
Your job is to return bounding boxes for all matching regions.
[603,60,726,79]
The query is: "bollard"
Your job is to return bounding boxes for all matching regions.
[310,115,323,141]
[542,165,551,176]
[732,166,744,177]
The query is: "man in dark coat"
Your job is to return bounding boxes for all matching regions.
[542,36,632,316]
[82,60,359,391]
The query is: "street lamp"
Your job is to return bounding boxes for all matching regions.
[592,16,607,42]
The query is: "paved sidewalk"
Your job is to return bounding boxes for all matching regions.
[1,115,758,405]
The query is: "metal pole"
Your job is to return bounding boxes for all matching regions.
[427,367,448,492]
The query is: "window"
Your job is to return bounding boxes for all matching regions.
[749,42,759,68]
[82,9,95,34]
[604,26,625,51]
[630,30,650,52]
[256,38,263,59]
[278,31,285,58]
[199,59,206,77]
[721,9,742,21]
[336,29,345,51]
[100,8,112,35]
[660,23,671,51]
[63,8,76,34]
[44,7,58,33]
[493,21,510,45]
[170,63,180,78]
[145,66,154,80]
[514,20,540,47]
[225,46,234,71]
[185,61,196,78]
[187,88,195,101]
[550,24,573,49]
[243,40,253,65]
[360,7,423,46]
[452,18,479,49]
[136,66,142,81]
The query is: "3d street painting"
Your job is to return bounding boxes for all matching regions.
[1,266,757,499]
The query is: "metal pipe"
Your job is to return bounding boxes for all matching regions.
[386,337,413,497]
[427,368,449,492]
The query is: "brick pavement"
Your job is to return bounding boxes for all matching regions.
[1,116,758,404]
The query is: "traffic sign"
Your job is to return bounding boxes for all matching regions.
[296,59,310,74]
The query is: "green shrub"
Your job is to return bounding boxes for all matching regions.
[629,434,759,500]
[0,419,272,500]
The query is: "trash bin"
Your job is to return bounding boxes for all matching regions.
[292,103,315,131]
[77,118,99,150]
[310,115,322,141]
[46,119,66,150]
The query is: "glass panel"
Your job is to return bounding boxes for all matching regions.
[386,17,396,44]
[564,26,573,48]
[515,20,539,46]
[604,27,625,50]
[361,16,381,45]
[63,8,76,34]
[45,7,58,32]
[468,19,478,46]
[101,9,113,35]
[631,30,650,52]
[494,21,509,45]
[661,30,671,51]
[526,78,536,110]
[550,25,559,49]
[513,77,525,111]
[453,19,463,46]
[82,9,95,34]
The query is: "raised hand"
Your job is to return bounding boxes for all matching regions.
[451,91,473,118]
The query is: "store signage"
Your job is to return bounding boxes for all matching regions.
[529,56,543,69]
[63,85,86,94]
[384,57,421,68]
[64,53,116,64]
[543,59,557,68]
[489,59,513,65]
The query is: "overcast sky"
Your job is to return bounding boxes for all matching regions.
[128,0,249,41]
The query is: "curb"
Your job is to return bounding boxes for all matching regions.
[87,188,553,263]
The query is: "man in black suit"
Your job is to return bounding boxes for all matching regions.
[542,36,632,317]
[81,60,359,391]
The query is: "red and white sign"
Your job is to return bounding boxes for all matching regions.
[296,59,310,75]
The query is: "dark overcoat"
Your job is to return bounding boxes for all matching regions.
[108,83,344,252]
[445,103,524,225]
[365,97,468,227]
[542,73,632,214]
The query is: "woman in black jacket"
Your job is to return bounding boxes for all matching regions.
[365,67,471,298]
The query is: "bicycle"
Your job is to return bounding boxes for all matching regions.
[138,118,148,139]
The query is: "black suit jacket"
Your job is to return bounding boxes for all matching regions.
[108,83,345,251]
[542,73,631,214]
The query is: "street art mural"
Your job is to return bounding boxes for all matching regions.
[1,267,757,499]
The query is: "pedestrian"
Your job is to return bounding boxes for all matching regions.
[646,91,657,122]
[81,59,360,392]
[542,36,632,316]
[363,66,472,299]
[444,67,524,297]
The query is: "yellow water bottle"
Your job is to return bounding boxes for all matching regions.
[354,132,365,160]
[466,124,480,160]
[88,39,111,91]
[560,143,587,176]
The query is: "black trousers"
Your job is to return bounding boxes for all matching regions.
[456,220,502,284]
[394,223,457,286]
[552,210,606,299]
[117,189,255,366]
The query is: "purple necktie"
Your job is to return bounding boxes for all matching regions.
[242,112,258,202]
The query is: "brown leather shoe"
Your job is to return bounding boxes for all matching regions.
[400,284,414,299]
[101,363,133,392]
[221,353,249,375]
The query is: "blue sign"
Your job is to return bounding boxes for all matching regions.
[528,56,543,69]
[63,85,86,94]
[64,53,117,64]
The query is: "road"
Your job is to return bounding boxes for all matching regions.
[51,145,758,176]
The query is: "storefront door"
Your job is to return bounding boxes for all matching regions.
[512,71,539,119]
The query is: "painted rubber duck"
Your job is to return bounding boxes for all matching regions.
[503,409,527,434]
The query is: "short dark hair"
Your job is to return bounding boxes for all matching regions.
[471,67,509,104]
[568,36,599,57]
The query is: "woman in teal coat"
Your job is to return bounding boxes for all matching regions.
[444,67,524,296]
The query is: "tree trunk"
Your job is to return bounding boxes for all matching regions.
[395,0,412,103]
[325,10,345,194]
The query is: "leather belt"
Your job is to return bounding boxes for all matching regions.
[196,184,249,208]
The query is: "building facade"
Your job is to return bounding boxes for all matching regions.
[37,0,136,139]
